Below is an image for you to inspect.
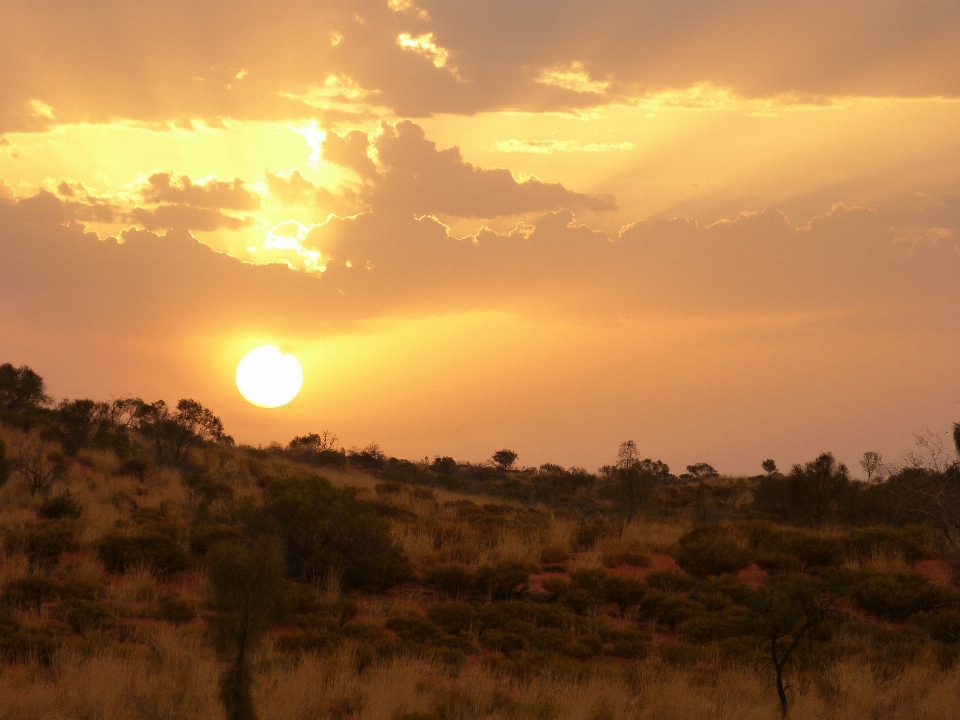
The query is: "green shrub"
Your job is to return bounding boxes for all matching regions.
[646,570,697,594]
[917,609,960,645]
[1,575,61,610]
[386,614,439,644]
[0,614,65,664]
[475,561,533,600]
[675,524,752,577]
[37,492,82,520]
[852,572,950,621]
[600,576,647,614]
[607,628,649,659]
[56,599,116,633]
[641,592,705,629]
[5,520,79,564]
[848,526,926,564]
[96,527,191,578]
[424,564,475,599]
[700,575,753,605]
[755,553,802,575]
[187,521,238,556]
[539,546,569,564]
[678,606,753,644]
[264,476,411,592]
[157,595,197,626]
[784,533,844,568]
[572,521,605,551]
[427,601,476,635]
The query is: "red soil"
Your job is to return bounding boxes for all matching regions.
[915,559,952,586]
[737,563,769,587]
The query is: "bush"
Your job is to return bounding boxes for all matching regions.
[475,561,533,600]
[918,609,960,645]
[1,575,61,610]
[264,476,411,592]
[641,592,705,629]
[157,595,197,626]
[424,564,475,599]
[784,533,844,569]
[386,614,439,643]
[852,572,950,621]
[56,599,116,633]
[0,614,64,664]
[96,527,191,579]
[572,520,605,551]
[674,524,752,578]
[607,628,649,659]
[601,575,647,614]
[755,553,802,575]
[645,570,697,594]
[539,546,569,564]
[5,520,78,564]
[37,491,82,520]
[427,601,476,635]
[848,526,926,564]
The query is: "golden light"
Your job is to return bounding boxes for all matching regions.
[235,346,303,408]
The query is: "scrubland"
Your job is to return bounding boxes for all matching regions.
[1,366,960,719]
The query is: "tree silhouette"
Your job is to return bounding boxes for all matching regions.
[207,537,287,720]
[747,576,838,718]
[492,449,518,471]
[762,458,779,475]
[0,363,50,414]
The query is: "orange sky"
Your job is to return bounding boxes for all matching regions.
[1,1,958,474]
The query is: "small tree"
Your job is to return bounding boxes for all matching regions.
[605,441,670,522]
[491,449,518,471]
[134,398,225,467]
[0,363,50,414]
[207,537,287,720]
[13,434,66,496]
[686,462,719,478]
[762,459,779,476]
[0,438,10,486]
[859,451,884,483]
[747,576,839,718]
[289,431,338,452]
[787,452,850,527]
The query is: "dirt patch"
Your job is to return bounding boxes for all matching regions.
[915,559,952,586]
[737,563,768,587]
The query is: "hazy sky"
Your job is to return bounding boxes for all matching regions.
[1,1,958,474]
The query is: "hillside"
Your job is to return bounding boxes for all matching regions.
[1,363,960,719]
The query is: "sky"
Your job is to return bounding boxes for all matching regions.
[1,0,959,475]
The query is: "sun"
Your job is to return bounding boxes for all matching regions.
[236,346,303,408]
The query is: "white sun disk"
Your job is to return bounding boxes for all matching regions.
[236,346,303,408]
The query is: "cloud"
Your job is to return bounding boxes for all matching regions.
[140,172,261,211]
[3,189,958,346]
[127,205,257,232]
[3,1,960,132]
[322,120,618,218]
[494,139,636,154]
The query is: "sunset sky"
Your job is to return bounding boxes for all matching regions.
[1,1,958,475]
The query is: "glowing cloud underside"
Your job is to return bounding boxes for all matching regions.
[235,346,303,408]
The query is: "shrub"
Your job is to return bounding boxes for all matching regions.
[601,576,647,614]
[784,533,844,569]
[157,595,197,626]
[755,553,802,575]
[37,491,82,520]
[572,520,605,551]
[424,564,476,599]
[5,520,78,565]
[1,575,61,610]
[56,599,116,633]
[427,601,476,635]
[641,592,705,629]
[675,524,752,578]
[848,526,926,564]
[264,475,411,592]
[386,614,439,644]
[539,546,569,564]
[0,614,65,664]
[607,628,649,659]
[852,572,950,621]
[475,561,533,600]
[645,570,697,594]
[918,609,960,645]
[188,521,238,556]
[96,527,191,579]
